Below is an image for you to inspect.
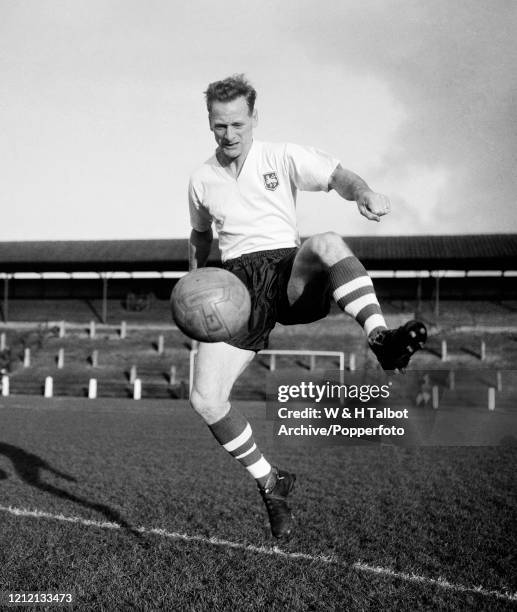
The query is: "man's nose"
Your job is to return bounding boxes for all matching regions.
[225,126,235,141]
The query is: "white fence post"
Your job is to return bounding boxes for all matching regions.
[133,379,142,400]
[44,376,53,398]
[432,386,439,409]
[88,378,97,399]
[448,370,455,390]
[488,387,495,411]
[496,371,502,392]
[1,375,9,397]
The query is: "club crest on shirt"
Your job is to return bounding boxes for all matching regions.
[263,172,279,191]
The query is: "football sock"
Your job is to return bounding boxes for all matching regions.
[329,256,387,338]
[209,405,272,488]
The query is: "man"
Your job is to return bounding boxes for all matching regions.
[187,74,426,539]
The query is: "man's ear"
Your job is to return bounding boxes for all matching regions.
[252,108,258,128]
[208,112,214,132]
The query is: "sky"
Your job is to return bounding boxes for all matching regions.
[1,0,516,241]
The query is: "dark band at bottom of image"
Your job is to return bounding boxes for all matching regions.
[266,369,517,447]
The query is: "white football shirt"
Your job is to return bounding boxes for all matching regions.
[189,140,340,262]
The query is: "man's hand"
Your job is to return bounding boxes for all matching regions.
[328,165,391,222]
[356,190,391,222]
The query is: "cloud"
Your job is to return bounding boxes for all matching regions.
[1,0,515,239]
[277,0,517,233]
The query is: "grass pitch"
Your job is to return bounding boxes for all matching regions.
[0,396,515,610]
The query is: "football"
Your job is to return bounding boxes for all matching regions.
[170,267,251,342]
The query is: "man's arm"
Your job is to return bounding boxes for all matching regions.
[328,164,391,222]
[189,227,213,270]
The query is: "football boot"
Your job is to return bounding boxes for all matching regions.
[259,467,296,539]
[369,320,427,371]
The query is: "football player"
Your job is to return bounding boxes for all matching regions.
[187,74,426,538]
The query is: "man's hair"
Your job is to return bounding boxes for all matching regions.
[204,74,257,115]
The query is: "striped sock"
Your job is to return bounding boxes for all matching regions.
[209,405,272,488]
[329,256,387,338]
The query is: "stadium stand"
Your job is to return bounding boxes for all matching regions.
[0,235,516,321]
[0,235,516,400]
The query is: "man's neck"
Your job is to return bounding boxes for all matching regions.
[216,140,254,178]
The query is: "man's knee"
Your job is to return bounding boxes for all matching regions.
[190,387,229,424]
[306,232,354,267]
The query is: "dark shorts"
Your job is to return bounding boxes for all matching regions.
[222,247,331,352]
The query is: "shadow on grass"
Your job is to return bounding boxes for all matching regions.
[461,346,481,359]
[0,442,143,540]
[424,344,442,358]
[85,299,102,323]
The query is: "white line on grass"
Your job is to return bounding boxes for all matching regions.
[1,504,515,604]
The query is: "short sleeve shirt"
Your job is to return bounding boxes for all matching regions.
[189,140,340,262]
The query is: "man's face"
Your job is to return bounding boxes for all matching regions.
[209,96,257,161]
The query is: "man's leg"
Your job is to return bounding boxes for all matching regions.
[286,232,426,370]
[190,341,295,537]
